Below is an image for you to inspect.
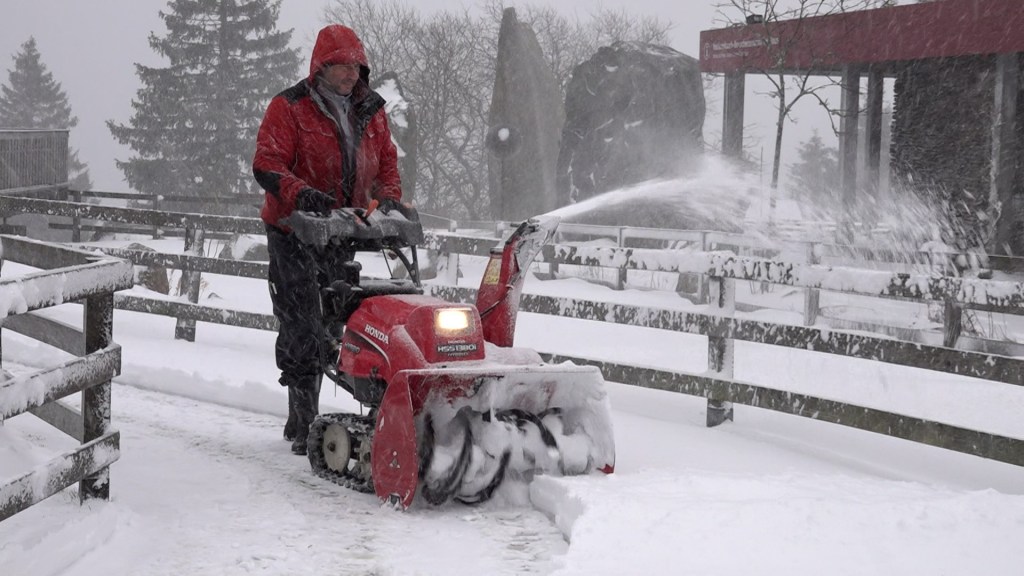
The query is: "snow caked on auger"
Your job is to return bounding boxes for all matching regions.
[283,204,614,509]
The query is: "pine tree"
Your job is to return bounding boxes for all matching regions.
[788,130,839,211]
[108,0,299,210]
[0,37,92,190]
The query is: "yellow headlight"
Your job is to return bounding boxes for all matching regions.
[435,308,471,333]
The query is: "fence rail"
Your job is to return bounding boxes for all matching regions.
[0,195,1022,472]
[0,235,134,522]
[540,355,1024,467]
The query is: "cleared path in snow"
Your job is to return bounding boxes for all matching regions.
[1,382,567,576]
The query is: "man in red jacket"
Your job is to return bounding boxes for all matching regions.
[253,24,403,455]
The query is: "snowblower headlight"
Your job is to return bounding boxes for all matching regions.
[434,307,473,335]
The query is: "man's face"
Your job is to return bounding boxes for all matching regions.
[322,63,360,95]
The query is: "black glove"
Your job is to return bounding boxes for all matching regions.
[296,188,335,215]
[377,197,417,221]
[377,197,402,214]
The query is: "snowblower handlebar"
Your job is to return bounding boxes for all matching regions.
[282,206,425,252]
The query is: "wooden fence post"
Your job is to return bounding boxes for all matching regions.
[174,226,205,341]
[943,300,963,348]
[804,242,821,326]
[445,246,460,285]
[81,292,114,501]
[152,195,163,239]
[698,232,710,304]
[615,226,627,290]
[707,274,735,427]
[447,221,460,284]
[71,189,82,243]
[548,232,560,279]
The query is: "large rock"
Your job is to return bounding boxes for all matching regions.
[486,8,565,221]
[217,234,268,261]
[557,42,705,206]
[126,242,170,294]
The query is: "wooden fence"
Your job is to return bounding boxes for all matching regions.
[0,235,135,522]
[0,194,1022,471]
[48,190,265,242]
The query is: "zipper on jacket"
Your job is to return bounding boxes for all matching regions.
[309,81,385,206]
[310,84,355,205]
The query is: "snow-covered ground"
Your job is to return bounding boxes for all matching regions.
[2,233,1024,575]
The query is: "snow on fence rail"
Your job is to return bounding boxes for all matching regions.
[552,245,1024,311]
[0,196,264,341]
[0,235,134,522]
[1,196,1023,468]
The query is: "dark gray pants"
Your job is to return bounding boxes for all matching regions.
[265,224,351,391]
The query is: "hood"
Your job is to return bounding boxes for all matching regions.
[308,24,370,84]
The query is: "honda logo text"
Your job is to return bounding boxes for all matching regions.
[364,324,389,345]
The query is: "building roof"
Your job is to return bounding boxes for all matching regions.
[700,0,1024,75]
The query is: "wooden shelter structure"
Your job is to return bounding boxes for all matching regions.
[700,0,1022,250]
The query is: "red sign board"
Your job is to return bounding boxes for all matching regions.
[700,0,1024,74]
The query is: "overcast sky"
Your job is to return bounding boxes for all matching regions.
[0,0,825,191]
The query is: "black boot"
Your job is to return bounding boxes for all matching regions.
[290,376,321,455]
[284,386,298,441]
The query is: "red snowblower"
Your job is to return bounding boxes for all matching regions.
[283,205,614,509]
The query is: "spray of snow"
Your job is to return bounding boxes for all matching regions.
[374,76,410,160]
[779,174,1001,275]
[375,77,408,130]
[544,155,760,232]
[545,149,1002,279]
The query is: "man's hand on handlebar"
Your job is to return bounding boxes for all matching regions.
[296,188,336,216]
[377,198,401,214]
[376,197,418,221]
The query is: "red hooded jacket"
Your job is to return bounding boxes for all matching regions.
[253,25,401,228]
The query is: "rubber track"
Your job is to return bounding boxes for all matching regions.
[307,412,376,494]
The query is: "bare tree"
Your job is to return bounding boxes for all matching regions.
[322,1,487,219]
[703,73,764,169]
[407,10,493,219]
[712,0,893,191]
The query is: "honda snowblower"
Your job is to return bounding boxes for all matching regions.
[283,204,614,510]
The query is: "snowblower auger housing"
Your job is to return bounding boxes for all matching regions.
[283,207,615,510]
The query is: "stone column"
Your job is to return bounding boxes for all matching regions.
[722,72,746,159]
[991,53,1019,260]
[865,67,885,201]
[839,65,861,243]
